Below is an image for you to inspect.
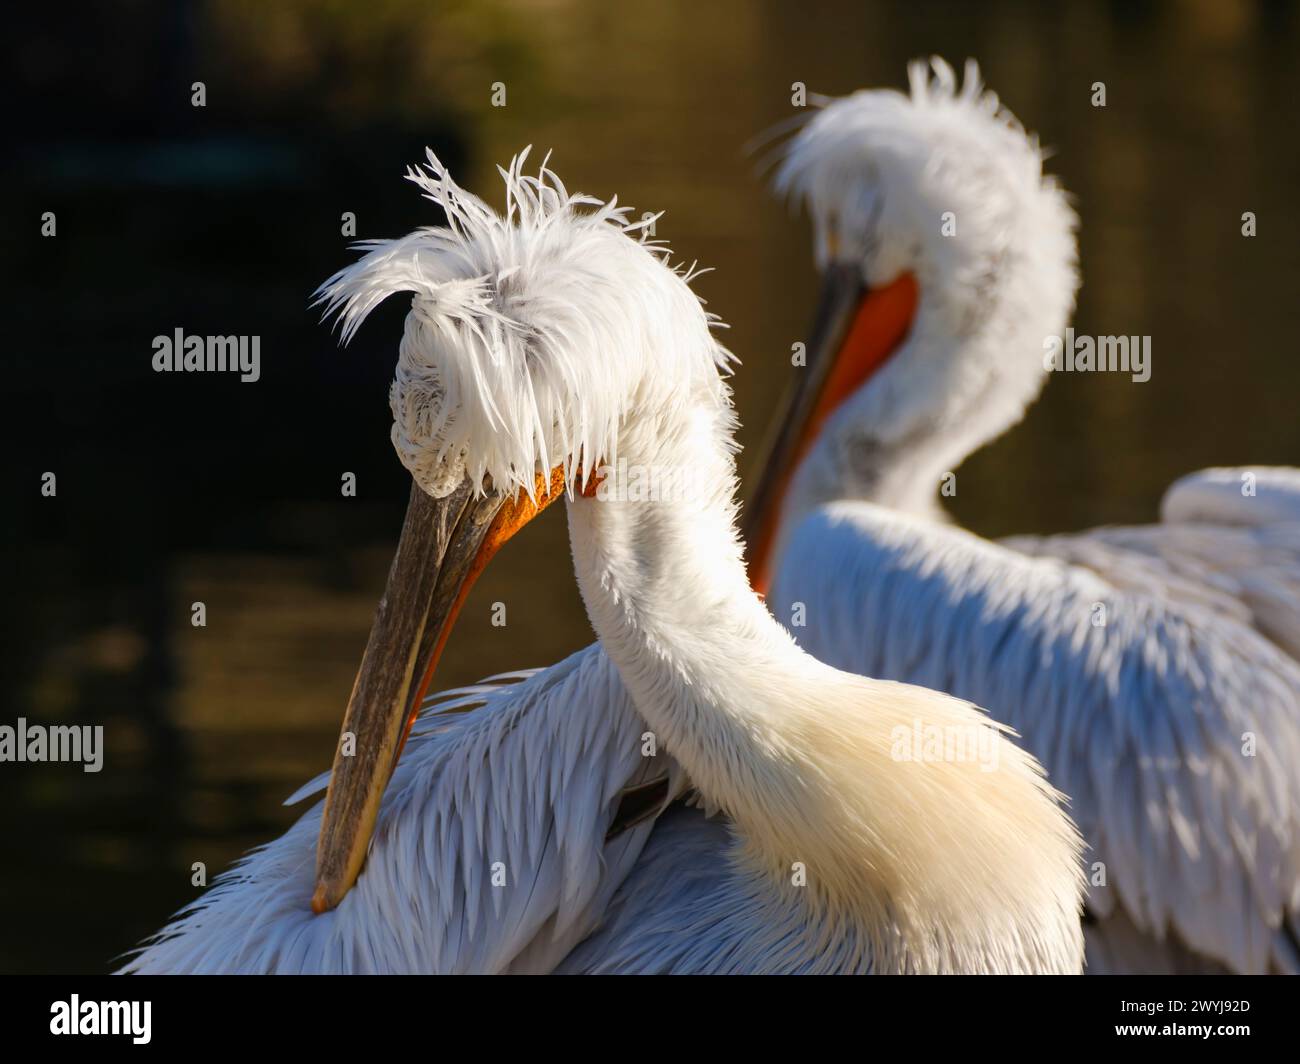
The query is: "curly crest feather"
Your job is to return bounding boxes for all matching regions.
[314,148,733,501]
[774,56,1076,300]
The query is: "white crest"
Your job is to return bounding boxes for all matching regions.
[774,56,1077,308]
[314,148,732,500]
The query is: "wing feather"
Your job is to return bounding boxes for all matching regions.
[122,643,687,973]
[1005,466,1300,661]
[772,500,1300,973]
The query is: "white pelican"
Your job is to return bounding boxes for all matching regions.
[745,58,1300,974]
[125,150,1084,974]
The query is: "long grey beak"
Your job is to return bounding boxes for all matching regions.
[311,477,508,914]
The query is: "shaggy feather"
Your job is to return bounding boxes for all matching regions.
[313,148,732,502]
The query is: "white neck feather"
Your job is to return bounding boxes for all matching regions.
[565,381,1084,973]
[781,307,1039,536]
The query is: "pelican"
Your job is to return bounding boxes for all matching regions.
[745,58,1300,973]
[125,150,1084,974]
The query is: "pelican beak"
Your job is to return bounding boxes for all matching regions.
[743,266,918,595]
[310,465,569,914]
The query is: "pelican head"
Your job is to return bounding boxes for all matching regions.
[748,58,1079,587]
[308,149,729,912]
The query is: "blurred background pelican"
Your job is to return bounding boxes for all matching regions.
[746,59,1300,973]
[5,0,1300,972]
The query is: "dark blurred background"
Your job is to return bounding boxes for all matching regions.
[3,0,1298,973]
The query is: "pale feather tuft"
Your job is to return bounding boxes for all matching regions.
[774,57,1073,281]
[314,148,734,501]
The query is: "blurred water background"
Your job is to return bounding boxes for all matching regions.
[4,0,1298,971]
